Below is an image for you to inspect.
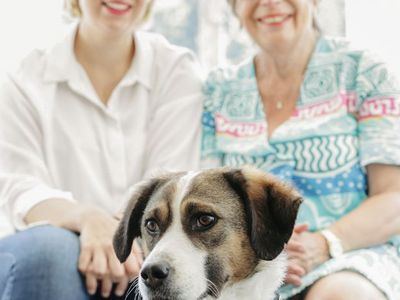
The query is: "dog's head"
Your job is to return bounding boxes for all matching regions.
[113,166,302,300]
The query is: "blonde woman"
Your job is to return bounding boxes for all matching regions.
[0,0,202,299]
[202,0,400,299]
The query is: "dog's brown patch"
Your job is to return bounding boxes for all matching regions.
[243,166,300,211]
[141,178,180,253]
[179,170,259,283]
[223,166,302,260]
[113,172,184,262]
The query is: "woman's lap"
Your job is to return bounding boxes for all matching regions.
[280,243,400,300]
[0,225,88,300]
[304,271,386,300]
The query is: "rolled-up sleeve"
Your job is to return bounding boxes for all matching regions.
[356,52,400,167]
[0,76,75,230]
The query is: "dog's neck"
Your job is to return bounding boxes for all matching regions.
[215,253,287,300]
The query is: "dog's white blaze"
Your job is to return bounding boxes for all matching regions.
[176,171,200,205]
[140,171,209,300]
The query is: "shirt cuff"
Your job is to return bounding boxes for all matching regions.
[12,185,76,231]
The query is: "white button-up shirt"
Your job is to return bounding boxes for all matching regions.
[0,24,203,237]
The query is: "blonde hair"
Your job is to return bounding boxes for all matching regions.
[64,0,81,18]
[227,0,236,14]
[64,0,154,23]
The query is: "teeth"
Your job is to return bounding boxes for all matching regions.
[263,16,286,24]
[105,2,129,10]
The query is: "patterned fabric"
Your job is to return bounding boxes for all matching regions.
[201,36,400,299]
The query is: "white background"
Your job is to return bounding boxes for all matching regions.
[0,0,67,79]
[1,0,400,75]
[346,0,400,77]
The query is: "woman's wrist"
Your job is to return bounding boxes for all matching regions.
[313,232,330,264]
[75,204,113,232]
[319,229,345,259]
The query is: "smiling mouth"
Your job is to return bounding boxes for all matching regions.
[258,15,291,25]
[102,1,132,12]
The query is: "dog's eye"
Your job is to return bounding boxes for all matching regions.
[145,219,159,234]
[194,214,217,231]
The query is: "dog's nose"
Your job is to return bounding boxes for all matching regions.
[141,262,170,289]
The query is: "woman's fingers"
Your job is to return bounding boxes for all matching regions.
[285,260,306,286]
[114,276,130,297]
[287,262,305,277]
[90,250,108,278]
[123,240,143,279]
[124,252,141,279]
[78,245,92,273]
[100,276,114,298]
[286,241,306,253]
[85,272,98,296]
[78,209,130,296]
[293,223,309,234]
[285,273,303,287]
[107,247,126,282]
[132,240,144,266]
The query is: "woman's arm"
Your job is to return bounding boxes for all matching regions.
[25,199,141,297]
[24,198,111,232]
[329,163,400,252]
[0,76,139,298]
[285,164,400,286]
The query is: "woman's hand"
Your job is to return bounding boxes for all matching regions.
[77,206,143,298]
[284,224,330,286]
[285,224,308,286]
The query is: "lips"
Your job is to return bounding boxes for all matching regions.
[258,14,291,25]
[102,1,132,12]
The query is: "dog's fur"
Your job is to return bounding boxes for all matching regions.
[113,167,302,300]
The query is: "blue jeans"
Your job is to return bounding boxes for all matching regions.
[0,225,128,300]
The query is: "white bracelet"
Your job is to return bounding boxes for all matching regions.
[320,229,344,258]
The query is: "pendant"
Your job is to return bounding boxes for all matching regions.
[276,101,283,110]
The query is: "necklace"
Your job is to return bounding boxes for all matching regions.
[276,100,284,110]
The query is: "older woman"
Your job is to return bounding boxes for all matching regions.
[202,0,400,299]
[0,0,202,299]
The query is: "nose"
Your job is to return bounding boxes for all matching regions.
[140,262,170,289]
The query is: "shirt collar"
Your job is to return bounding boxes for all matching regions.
[43,22,79,83]
[119,31,153,89]
[43,22,153,90]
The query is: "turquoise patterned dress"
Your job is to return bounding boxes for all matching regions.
[201,37,400,299]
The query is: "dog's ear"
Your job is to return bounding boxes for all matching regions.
[223,166,302,261]
[113,178,163,263]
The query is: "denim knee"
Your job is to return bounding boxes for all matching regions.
[0,225,80,273]
[0,225,89,300]
[0,253,16,300]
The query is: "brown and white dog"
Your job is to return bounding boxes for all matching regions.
[113,166,302,300]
